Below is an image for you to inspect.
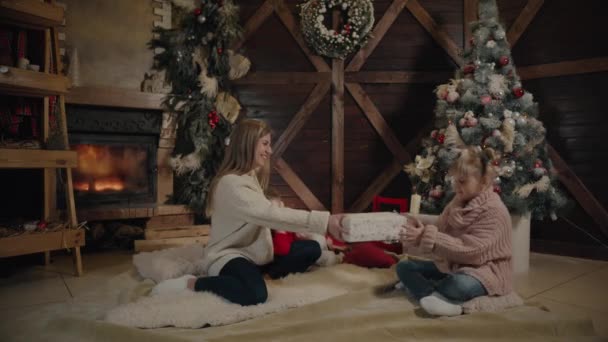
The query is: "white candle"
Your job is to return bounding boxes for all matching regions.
[410,194,421,215]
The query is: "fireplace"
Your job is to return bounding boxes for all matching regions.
[65,105,162,208]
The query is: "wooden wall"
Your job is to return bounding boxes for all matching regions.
[235,0,608,258]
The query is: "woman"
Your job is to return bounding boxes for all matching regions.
[152,119,345,305]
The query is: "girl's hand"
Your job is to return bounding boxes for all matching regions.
[401,218,424,246]
[327,214,346,241]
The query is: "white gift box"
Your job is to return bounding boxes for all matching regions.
[342,212,406,242]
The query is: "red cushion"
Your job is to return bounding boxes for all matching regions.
[272,231,296,256]
[343,242,398,268]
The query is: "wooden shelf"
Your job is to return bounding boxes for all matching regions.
[0,148,77,168]
[0,0,64,28]
[0,67,69,97]
[0,229,84,258]
[66,86,164,110]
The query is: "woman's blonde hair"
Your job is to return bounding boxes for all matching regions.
[205,119,272,216]
[449,146,496,184]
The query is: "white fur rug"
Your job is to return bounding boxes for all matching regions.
[107,246,393,329]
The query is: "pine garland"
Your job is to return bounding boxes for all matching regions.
[149,0,249,213]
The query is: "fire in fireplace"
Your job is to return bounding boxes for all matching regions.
[65,105,162,208]
[72,144,148,193]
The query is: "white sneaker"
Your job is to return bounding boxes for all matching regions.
[420,292,463,316]
[150,275,196,297]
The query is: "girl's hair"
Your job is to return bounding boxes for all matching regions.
[449,146,497,184]
[205,119,272,216]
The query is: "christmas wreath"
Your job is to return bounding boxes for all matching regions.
[299,0,375,59]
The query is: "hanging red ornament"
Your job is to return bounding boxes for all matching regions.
[480,95,492,105]
[463,64,475,74]
[499,56,509,66]
[512,87,525,98]
[217,47,223,54]
[437,134,445,144]
[194,8,202,15]
[493,185,502,194]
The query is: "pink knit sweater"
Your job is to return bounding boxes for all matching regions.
[419,188,513,295]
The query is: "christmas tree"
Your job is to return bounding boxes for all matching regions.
[149,0,250,213]
[405,0,566,220]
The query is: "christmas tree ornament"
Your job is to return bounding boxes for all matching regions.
[486,40,496,48]
[494,28,506,40]
[499,56,509,66]
[197,15,207,23]
[194,8,202,15]
[463,64,476,74]
[512,87,525,98]
[480,95,492,105]
[493,185,502,194]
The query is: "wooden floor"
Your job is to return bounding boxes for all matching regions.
[0,251,607,338]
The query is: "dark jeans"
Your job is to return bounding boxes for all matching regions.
[396,259,487,302]
[194,240,321,306]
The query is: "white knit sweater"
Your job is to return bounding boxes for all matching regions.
[201,172,330,276]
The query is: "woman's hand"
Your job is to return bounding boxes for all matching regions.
[327,214,346,241]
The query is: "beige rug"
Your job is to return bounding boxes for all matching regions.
[105,264,394,328]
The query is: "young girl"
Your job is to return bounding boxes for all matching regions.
[397,147,512,316]
[152,119,345,305]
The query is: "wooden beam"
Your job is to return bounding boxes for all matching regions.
[345,83,412,165]
[0,66,68,96]
[0,0,64,28]
[548,144,608,237]
[134,236,209,252]
[231,0,274,51]
[274,0,331,72]
[332,59,345,213]
[463,0,478,49]
[0,148,77,168]
[346,0,410,72]
[66,86,164,109]
[234,72,331,85]
[350,159,403,213]
[507,0,544,47]
[274,158,326,211]
[406,0,463,66]
[272,80,331,160]
[345,71,450,84]
[519,57,608,80]
[145,225,210,240]
[349,123,431,212]
[0,229,84,258]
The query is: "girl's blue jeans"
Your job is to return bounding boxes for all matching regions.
[396,259,487,302]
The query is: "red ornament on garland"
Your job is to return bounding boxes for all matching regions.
[463,64,475,74]
[493,185,502,194]
[217,47,223,54]
[499,56,509,66]
[208,110,220,129]
[437,134,445,144]
[194,8,202,15]
[513,87,525,98]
